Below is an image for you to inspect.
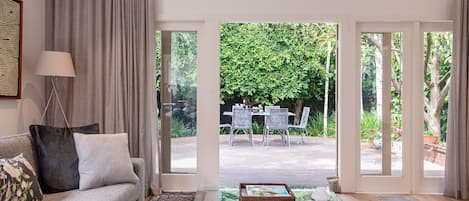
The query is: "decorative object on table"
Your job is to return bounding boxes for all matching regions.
[0,0,22,99]
[154,191,196,201]
[0,154,43,201]
[73,133,139,190]
[311,187,329,201]
[35,50,76,127]
[29,124,99,193]
[239,183,295,201]
[327,176,341,193]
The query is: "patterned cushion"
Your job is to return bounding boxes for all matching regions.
[29,124,99,193]
[0,154,43,201]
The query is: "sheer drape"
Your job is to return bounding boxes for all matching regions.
[444,0,469,199]
[45,0,160,194]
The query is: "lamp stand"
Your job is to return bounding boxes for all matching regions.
[40,77,72,128]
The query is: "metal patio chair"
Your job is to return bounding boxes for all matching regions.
[264,108,290,147]
[288,107,310,144]
[230,107,254,146]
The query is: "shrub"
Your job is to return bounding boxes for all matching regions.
[171,118,195,137]
[360,112,381,142]
[300,112,336,138]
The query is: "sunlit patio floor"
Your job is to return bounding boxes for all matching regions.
[171,135,444,187]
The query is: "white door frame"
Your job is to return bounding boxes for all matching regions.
[156,21,205,192]
[413,21,453,194]
[155,20,453,194]
[353,21,453,194]
[355,22,413,193]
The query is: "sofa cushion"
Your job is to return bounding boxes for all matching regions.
[0,133,38,173]
[29,124,99,193]
[42,183,139,201]
[0,154,43,201]
[73,133,139,190]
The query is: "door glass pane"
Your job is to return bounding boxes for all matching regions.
[423,32,452,177]
[360,32,403,176]
[157,31,198,174]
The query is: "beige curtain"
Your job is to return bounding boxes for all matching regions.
[45,0,160,194]
[444,0,469,199]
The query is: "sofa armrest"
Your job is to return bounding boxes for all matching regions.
[131,158,145,201]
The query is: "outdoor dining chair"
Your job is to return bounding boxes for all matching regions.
[219,105,244,129]
[264,108,290,148]
[263,106,280,134]
[288,107,310,144]
[230,107,254,146]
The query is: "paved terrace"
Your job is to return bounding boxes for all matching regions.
[171,135,444,187]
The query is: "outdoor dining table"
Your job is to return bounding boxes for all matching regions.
[223,111,296,116]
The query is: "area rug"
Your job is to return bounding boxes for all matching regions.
[153,192,196,201]
[376,195,415,201]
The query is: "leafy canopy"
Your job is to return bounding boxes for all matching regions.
[220,23,336,105]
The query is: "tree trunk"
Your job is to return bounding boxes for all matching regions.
[242,97,255,108]
[324,41,332,137]
[424,47,443,140]
[374,35,383,120]
[294,99,303,124]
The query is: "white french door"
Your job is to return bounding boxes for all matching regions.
[354,22,452,194]
[356,22,413,193]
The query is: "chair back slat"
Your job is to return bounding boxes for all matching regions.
[264,106,280,113]
[266,108,288,130]
[232,108,252,129]
[300,107,311,128]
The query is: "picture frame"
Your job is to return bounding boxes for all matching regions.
[0,0,23,99]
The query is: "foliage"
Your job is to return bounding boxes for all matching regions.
[304,112,336,137]
[157,118,195,138]
[155,31,198,103]
[220,23,336,106]
[360,112,381,142]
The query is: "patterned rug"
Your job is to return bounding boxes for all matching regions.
[376,195,415,201]
[153,192,196,201]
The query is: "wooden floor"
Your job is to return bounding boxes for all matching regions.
[337,194,461,201]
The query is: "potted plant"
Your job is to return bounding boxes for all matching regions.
[424,131,438,144]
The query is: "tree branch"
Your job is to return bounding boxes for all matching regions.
[391,43,402,96]
[439,71,451,84]
[438,77,451,109]
[424,33,433,89]
[364,34,383,52]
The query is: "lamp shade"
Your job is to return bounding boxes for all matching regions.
[35,51,76,77]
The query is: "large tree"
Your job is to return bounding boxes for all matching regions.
[220,23,336,120]
[362,32,452,141]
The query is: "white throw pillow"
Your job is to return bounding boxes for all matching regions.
[73,133,139,190]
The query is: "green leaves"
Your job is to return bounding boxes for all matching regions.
[220,23,337,105]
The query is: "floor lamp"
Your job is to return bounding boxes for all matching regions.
[35,51,76,127]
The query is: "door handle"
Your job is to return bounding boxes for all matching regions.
[163,103,176,106]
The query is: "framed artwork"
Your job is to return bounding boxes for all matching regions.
[0,0,22,99]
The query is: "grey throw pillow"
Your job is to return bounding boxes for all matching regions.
[29,124,99,193]
[73,133,139,190]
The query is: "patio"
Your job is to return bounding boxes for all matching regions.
[171,134,445,187]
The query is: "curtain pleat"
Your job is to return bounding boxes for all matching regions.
[45,0,160,194]
[444,0,469,199]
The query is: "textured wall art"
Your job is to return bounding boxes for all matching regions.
[0,0,22,99]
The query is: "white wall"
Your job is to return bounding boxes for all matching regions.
[156,0,454,22]
[0,0,45,135]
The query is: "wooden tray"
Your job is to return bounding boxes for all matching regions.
[239,183,295,201]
